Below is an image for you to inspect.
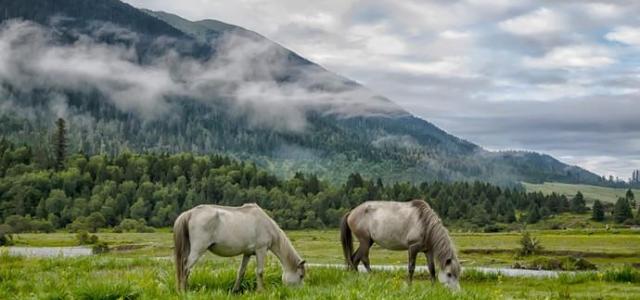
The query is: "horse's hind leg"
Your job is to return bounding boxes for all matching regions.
[352,238,373,272]
[361,239,373,272]
[232,254,251,293]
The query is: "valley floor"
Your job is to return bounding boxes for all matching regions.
[1,229,639,299]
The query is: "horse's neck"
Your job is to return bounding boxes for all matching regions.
[270,228,300,271]
[427,223,455,268]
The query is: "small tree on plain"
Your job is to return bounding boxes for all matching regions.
[570,191,587,213]
[613,197,633,223]
[626,189,636,209]
[518,231,543,256]
[592,200,605,221]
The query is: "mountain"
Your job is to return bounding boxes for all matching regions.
[0,0,605,186]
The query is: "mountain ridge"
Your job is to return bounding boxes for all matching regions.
[0,0,606,186]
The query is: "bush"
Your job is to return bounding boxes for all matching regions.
[2,215,53,233]
[519,256,596,271]
[483,224,505,233]
[76,231,99,245]
[0,224,13,246]
[92,242,110,254]
[115,218,154,233]
[518,231,543,256]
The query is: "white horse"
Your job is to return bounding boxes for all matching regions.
[341,200,461,290]
[173,203,306,292]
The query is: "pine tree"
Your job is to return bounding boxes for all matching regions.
[53,118,67,170]
[527,204,541,224]
[570,191,586,213]
[592,200,604,221]
[626,189,636,209]
[613,197,633,223]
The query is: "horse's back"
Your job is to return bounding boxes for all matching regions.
[348,201,423,250]
[184,203,275,256]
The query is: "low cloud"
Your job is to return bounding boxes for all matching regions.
[0,19,404,132]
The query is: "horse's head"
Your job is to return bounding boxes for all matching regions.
[438,258,461,291]
[282,259,305,286]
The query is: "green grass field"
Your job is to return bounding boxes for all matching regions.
[523,182,640,204]
[1,254,639,299]
[2,230,640,299]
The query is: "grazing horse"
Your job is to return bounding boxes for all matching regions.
[174,203,306,292]
[341,200,461,290]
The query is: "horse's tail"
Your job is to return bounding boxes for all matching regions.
[340,211,354,270]
[174,210,191,292]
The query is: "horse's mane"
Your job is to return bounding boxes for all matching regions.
[411,199,460,276]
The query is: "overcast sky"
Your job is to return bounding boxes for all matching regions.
[123,0,640,179]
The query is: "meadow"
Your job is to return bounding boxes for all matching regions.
[2,229,640,299]
[523,182,640,205]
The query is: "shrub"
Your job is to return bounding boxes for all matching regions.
[570,257,597,271]
[76,231,99,245]
[67,217,93,233]
[115,218,154,233]
[518,231,542,256]
[92,242,110,254]
[521,256,596,271]
[483,224,505,233]
[2,215,53,233]
[0,224,13,246]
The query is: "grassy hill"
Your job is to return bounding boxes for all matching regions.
[523,182,639,204]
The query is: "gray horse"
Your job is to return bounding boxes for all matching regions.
[341,200,461,290]
[174,203,305,292]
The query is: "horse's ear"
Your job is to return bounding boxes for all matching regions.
[445,258,452,266]
[299,260,306,267]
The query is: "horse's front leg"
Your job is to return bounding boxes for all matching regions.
[426,251,436,284]
[407,244,421,285]
[255,248,267,291]
[232,254,251,293]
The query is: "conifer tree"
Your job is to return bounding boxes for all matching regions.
[53,118,67,170]
[592,200,604,221]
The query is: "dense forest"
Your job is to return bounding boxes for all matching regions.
[1,129,638,235]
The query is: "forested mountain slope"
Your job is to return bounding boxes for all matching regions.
[0,0,604,185]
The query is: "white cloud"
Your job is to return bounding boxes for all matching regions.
[391,57,477,78]
[499,7,565,36]
[439,30,471,40]
[583,3,624,19]
[524,45,614,69]
[606,26,640,46]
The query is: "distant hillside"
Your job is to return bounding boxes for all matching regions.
[0,0,606,185]
[523,182,639,204]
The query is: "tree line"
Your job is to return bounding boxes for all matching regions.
[1,130,639,235]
